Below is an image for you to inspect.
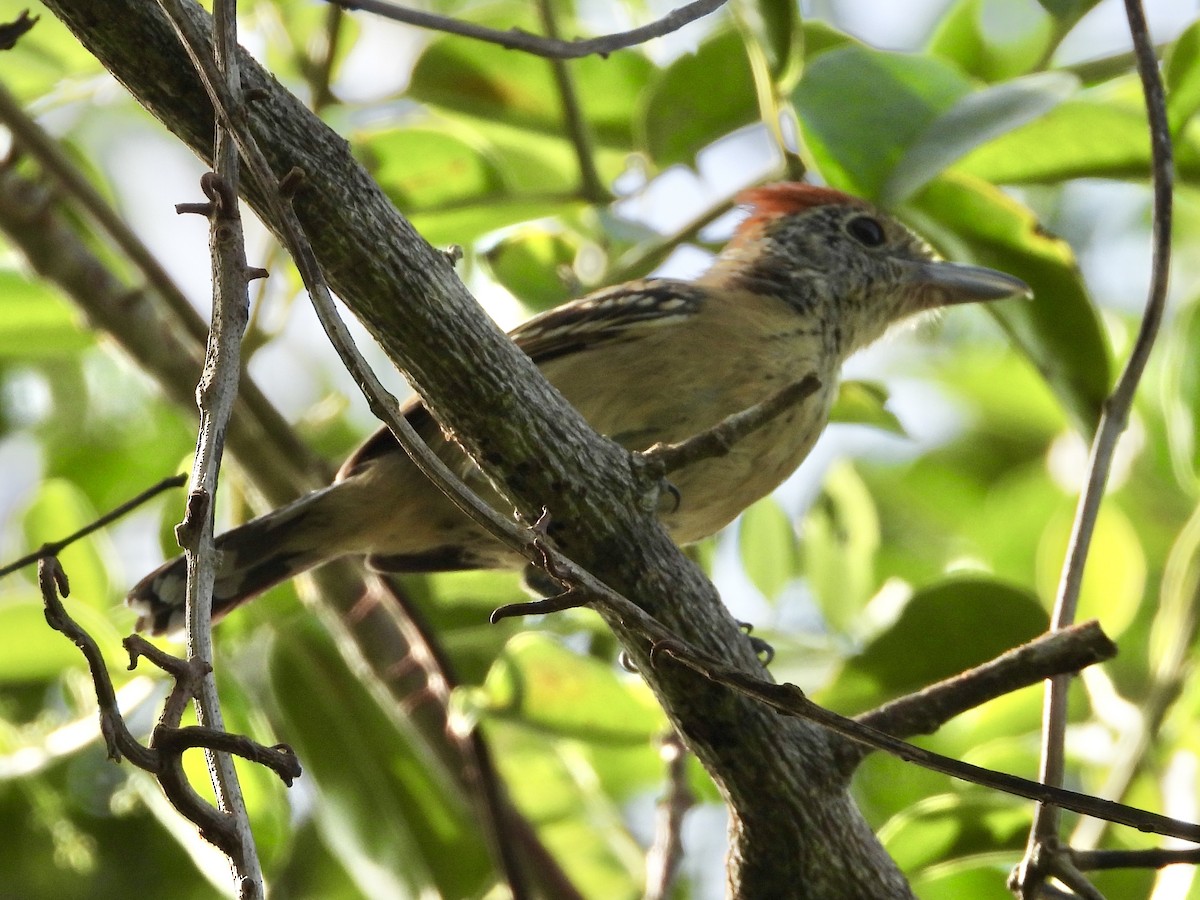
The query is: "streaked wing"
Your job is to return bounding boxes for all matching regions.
[338,279,706,479]
[511,279,705,363]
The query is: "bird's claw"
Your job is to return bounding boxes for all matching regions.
[738,621,775,666]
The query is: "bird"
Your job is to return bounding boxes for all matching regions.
[128,182,1030,635]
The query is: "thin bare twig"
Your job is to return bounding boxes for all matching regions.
[303,2,344,111]
[844,621,1116,771]
[161,0,263,892]
[0,9,38,49]
[644,731,694,900]
[1071,845,1200,871]
[648,639,1200,845]
[533,0,604,202]
[39,558,158,770]
[1071,508,1200,852]
[640,375,821,476]
[329,0,729,59]
[4,13,567,894]
[149,5,543,892]
[1021,0,1174,892]
[0,475,186,578]
[38,558,300,861]
[0,82,319,483]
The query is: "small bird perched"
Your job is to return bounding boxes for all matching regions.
[129,183,1029,635]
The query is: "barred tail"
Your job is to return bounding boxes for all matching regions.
[126,486,343,636]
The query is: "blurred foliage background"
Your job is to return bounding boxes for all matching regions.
[1,0,1199,897]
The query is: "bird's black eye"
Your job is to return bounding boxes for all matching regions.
[846,215,886,248]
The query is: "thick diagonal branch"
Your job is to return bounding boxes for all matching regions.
[41,0,913,893]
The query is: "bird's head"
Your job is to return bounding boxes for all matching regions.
[708,182,1031,356]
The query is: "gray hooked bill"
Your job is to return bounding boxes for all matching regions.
[913,261,1033,307]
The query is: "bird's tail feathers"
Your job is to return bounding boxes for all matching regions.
[126,486,340,636]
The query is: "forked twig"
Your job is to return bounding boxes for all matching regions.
[0,475,186,578]
[1020,0,1174,893]
[328,0,728,59]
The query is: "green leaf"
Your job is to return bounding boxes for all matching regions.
[826,575,1047,712]
[469,633,664,742]
[792,46,973,200]
[1037,503,1145,637]
[802,462,880,632]
[408,13,650,148]
[885,71,1078,203]
[954,85,1181,184]
[829,380,906,435]
[357,123,584,244]
[22,479,111,607]
[734,0,804,90]
[880,791,1028,873]
[738,498,802,601]
[484,224,584,310]
[910,855,1025,899]
[1035,0,1104,21]
[0,271,93,358]
[357,126,507,210]
[1161,292,1200,488]
[928,0,1055,82]
[1167,20,1200,136]
[0,594,124,682]
[413,197,588,248]
[484,718,643,897]
[908,173,1110,433]
[638,29,757,168]
[269,625,493,900]
[801,19,857,62]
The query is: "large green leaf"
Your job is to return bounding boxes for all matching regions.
[269,625,493,899]
[738,497,802,601]
[356,124,584,245]
[880,792,1028,874]
[0,271,93,358]
[927,0,1055,82]
[733,0,804,89]
[907,173,1110,432]
[638,29,757,168]
[954,79,1200,183]
[793,45,973,200]
[484,223,585,310]
[957,94,1148,183]
[357,126,507,210]
[408,12,651,148]
[468,633,664,743]
[884,71,1077,203]
[824,575,1048,712]
[362,115,601,243]
[1166,19,1200,136]
[802,462,880,633]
